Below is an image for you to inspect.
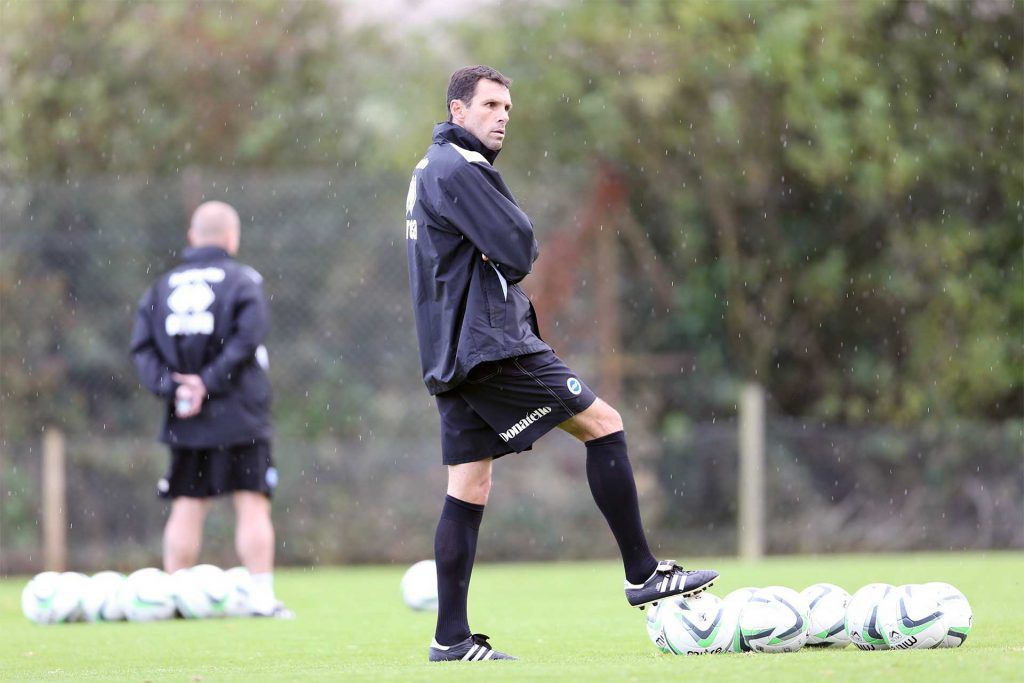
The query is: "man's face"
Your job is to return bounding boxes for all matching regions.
[452,79,512,151]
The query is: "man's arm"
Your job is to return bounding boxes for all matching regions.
[199,278,268,395]
[439,164,539,283]
[129,288,177,398]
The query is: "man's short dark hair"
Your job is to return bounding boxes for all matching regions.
[446,65,512,122]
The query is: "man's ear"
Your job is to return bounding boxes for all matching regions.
[450,99,465,124]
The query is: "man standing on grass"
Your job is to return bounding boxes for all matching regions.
[131,200,291,618]
[405,65,719,662]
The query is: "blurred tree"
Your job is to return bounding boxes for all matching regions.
[0,0,354,177]
[0,0,367,440]
[444,0,1022,423]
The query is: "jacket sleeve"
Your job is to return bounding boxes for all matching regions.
[439,164,540,284]
[130,287,176,398]
[200,277,268,395]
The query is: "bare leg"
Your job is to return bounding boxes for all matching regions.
[233,490,278,614]
[558,397,624,442]
[233,491,274,574]
[446,458,493,505]
[163,497,209,573]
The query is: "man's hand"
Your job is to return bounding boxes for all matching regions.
[172,373,207,418]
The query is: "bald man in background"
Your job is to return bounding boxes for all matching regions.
[131,201,291,618]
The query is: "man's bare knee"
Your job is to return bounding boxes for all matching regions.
[233,491,271,518]
[169,497,209,521]
[164,497,208,572]
[446,460,493,505]
[560,398,624,442]
[597,404,625,436]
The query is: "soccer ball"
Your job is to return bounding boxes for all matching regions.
[119,568,176,622]
[57,571,91,623]
[172,564,230,618]
[845,583,894,650]
[878,584,949,650]
[22,571,62,624]
[81,571,126,622]
[801,583,851,648]
[400,560,438,611]
[721,587,758,652]
[644,600,674,653]
[738,586,809,653]
[224,566,255,617]
[22,571,87,624]
[661,592,737,655]
[925,582,972,648]
[723,586,758,608]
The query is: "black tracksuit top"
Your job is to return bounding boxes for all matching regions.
[406,122,550,395]
[130,246,273,447]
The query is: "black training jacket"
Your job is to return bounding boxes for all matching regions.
[406,122,550,395]
[130,246,272,447]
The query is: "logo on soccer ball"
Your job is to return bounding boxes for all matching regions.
[566,377,582,395]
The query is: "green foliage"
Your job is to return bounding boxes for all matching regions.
[1,0,353,176]
[440,0,1023,422]
[0,0,1020,432]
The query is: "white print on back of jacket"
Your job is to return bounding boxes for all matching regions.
[405,157,428,240]
[165,267,225,336]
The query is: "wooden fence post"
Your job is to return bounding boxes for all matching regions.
[42,427,67,571]
[738,383,765,559]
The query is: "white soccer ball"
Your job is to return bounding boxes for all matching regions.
[925,582,972,648]
[723,586,758,608]
[22,571,62,624]
[400,560,438,611]
[878,584,949,650]
[738,586,810,653]
[59,572,91,622]
[224,566,255,617]
[119,568,176,622]
[720,587,758,652]
[172,564,230,619]
[644,600,674,653]
[81,571,126,622]
[801,583,851,648]
[22,571,86,624]
[845,583,894,650]
[661,592,737,655]
[193,564,230,617]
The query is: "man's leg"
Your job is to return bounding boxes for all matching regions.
[233,490,278,614]
[163,497,209,573]
[560,398,718,605]
[434,458,490,646]
[559,399,658,584]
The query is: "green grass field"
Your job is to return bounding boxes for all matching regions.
[2,552,1022,682]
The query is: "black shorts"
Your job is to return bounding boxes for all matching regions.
[159,439,277,499]
[435,350,597,465]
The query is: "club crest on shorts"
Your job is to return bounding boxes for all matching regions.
[566,377,582,396]
[265,467,279,489]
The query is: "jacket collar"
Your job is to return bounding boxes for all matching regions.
[433,122,500,164]
[182,246,231,262]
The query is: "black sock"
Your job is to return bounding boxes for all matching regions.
[585,430,658,584]
[433,494,484,646]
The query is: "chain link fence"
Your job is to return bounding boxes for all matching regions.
[1,172,1022,574]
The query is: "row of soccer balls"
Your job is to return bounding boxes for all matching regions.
[22,565,258,624]
[646,581,972,655]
